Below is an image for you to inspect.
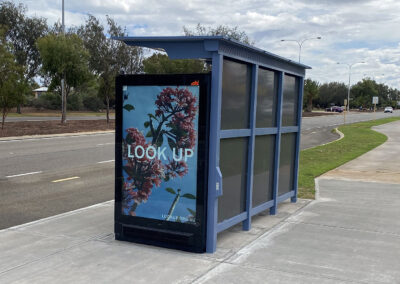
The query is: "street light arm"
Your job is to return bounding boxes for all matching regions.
[300,36,322,47]
[281,37,321,63]
[281,39,301,47]
[336,61,366,112]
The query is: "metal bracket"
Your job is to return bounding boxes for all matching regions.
[215,167,223,197]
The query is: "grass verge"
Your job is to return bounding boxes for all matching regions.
[298,117,400,199]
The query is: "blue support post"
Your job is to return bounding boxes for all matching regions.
[243,64,258,231]
[206,53,223,253]
[291,76,304,203]
[270,72,284,215]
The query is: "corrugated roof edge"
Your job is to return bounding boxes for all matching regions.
[113,36,311,70]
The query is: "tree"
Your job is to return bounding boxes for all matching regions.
[0,1,48,113]
[0,32,26,129]
[351,79,378,109]
[318,82,348,108]
[303,79,319,112]
[387,88,400,108]
[143,53,207,74]
[142,23,253,75]
[78,15,143,124]
[183,23,254,45]
[37,33,90,123]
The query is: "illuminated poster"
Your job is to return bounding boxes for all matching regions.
[121,84,199,223]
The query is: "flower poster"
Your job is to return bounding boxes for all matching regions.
[121,85,199,223]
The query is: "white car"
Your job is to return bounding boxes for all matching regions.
[384,106,393,113]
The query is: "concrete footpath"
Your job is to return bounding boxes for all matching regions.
[1,121,400,283]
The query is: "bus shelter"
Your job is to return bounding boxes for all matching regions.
[114,36,310,253]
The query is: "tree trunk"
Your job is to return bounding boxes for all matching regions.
[106,96,110,126]
[2,109,6,130]
[306,96,313,112]
[61,94,67,124]
[16,105,21,114]
[61,77,67,124]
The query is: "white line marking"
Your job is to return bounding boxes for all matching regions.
[6,171,42,178]
[97,142,114,146]
[0,132,114,143]
[0,200,113,232]
[97,159,115,164]
[52,176,80,183]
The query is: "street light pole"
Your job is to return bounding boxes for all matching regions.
[61,0,66,123]
[281,37,321,63]
[337,61,365,112]
[62,0,64,32]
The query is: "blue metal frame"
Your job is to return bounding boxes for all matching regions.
[270,71,284,215]
[292,77,305,203]
[243,64,258,231]
[206,53,223,253]
[117,36,309,253]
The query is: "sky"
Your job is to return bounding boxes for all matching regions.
[19,0,400,88]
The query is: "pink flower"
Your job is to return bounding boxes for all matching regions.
[122,87,198,215]
[122,128,164,206]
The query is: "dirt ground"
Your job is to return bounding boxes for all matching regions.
[0,120,115,138]
[0,110,336,138]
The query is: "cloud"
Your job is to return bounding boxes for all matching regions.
[20,0,400,88]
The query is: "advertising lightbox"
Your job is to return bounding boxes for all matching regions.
[115,74,210,252]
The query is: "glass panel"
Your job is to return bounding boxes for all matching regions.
[221,59,252,130]
[252,135,275,207]
[282,75,299,126]
[256,68,278,128]
[218,138,248,222]
[278,133,297,195]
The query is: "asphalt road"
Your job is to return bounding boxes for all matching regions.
[0,133,115,229]
[300,110,400,149]
[0,110,399,229]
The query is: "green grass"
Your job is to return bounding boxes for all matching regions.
[298,117,400,199]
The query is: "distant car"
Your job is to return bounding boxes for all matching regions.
[326,106,343,113]
[384,106,393,113]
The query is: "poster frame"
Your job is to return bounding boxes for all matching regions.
[115,73,210,252]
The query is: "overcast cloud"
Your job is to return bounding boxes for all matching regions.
[21,0,400,88]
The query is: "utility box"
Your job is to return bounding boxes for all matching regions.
[114,36,310,253]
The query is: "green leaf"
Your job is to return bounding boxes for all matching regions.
[165,187,176,195]
[123,104,135,111]
[144,121,150,128]
[164,175,170,182]
[187,208,196,216]
[167,137,176,150]
[146,130,153,137]
[148,113,156,119]
[182,193,196,200]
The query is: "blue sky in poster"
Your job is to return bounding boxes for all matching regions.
[122,85,199,223]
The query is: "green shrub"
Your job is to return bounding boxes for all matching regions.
[33,92,61,110]
[67,93,84,111]
[82,93,104,111]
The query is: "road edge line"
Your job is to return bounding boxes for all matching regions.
[0,200,114,233]
[302,127,344,150]
[0,130,115,141]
